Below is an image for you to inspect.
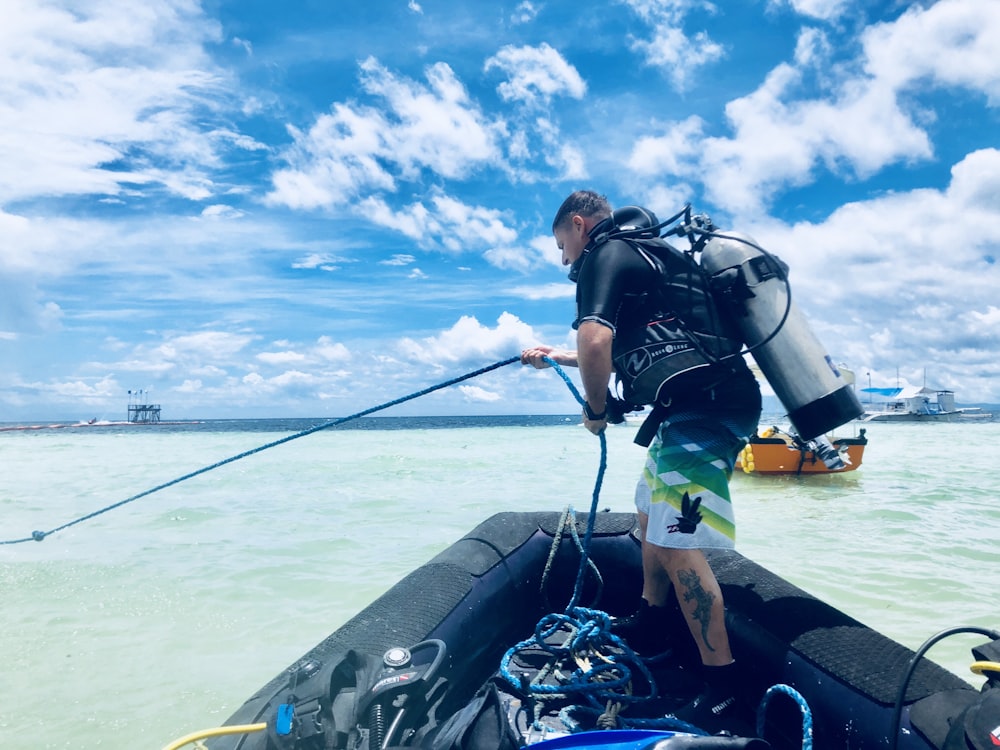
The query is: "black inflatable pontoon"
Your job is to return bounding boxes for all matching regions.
[206,512,998,750]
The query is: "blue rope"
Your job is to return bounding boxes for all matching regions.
[499,608,655,701]
[513,360,817,743]
[498,605,693,735]
[540,356,608,612]
[497,358,691,735]
[756,684,813,750]
[2,356,520,545]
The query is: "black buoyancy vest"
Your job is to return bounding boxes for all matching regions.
[609,237,744,406]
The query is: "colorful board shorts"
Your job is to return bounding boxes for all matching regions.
[635,409,758,550]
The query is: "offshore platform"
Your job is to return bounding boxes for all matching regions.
[127,389,161,424]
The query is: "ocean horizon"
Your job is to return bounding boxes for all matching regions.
[4,399,995,432]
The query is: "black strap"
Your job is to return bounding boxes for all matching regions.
[583,401,607,421]
[634,402,669,447]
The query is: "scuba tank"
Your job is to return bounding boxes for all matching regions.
[696,226,863,440]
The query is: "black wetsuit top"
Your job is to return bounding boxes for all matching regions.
[573,236,754,406]
[574,237,656,333]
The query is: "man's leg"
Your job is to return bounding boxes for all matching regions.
[654,546,742,732]
[637,511,673,605]
[651,546,732,666]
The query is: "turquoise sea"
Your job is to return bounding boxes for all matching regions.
[2,413,999,749]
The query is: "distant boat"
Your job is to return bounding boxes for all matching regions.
[861,386,992,422]
[736,425,867,475]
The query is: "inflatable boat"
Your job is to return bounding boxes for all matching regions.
[200,511,999,750]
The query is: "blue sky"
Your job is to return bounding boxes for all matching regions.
[2,0,999,421]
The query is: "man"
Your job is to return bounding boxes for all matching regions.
[521,190,762,731]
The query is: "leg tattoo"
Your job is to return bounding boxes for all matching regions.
[677,568,716,652]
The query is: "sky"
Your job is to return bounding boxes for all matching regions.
[1,0,998,422]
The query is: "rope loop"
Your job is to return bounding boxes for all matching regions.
[756,684,813,750]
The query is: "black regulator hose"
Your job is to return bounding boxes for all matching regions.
[888,626,1000,750]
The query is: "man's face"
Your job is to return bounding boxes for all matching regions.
[553,215,589,267]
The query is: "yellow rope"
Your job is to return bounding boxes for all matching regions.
[970,660,1000,677]
[160,722,267,750]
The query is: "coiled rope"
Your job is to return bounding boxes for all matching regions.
[1,356,520,545]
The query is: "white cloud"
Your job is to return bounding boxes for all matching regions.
[0,0,238,204]
[628,116,706,175]
[766,0,850,21]
[624,1,1000,214]
[360,192,517,255]
[314,337,351,362]
[397,312,538,366]
[522,117,588,181]
[547,142,588,181]
[358,57,501,178]
[292,253,345,271]
[240,369,319,396]
[232,37,253,55]
[630,26,725,91]
[458,384,502,402]
[268,57,503,210]
[176,378,203,393]
[509,282,575,300]
[239,338,353,371]
[201,204,245,219]
[969,306,1000,327]
[267,106,395,209]
[21,374,119,403]
[157,331,254,358]
[862,0,1000,105]
[530,234,564,267]
[484,246,540,272]
[257,350,308,365]
[108,359,177,375]
[379,254,416,266]
[483,232,564,272]
[484,43,587,105]
[510,2,540,24]
[619,0,725,90]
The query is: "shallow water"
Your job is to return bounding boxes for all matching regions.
[2,417,998,749]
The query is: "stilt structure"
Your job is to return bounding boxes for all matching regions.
[127,390,161,424]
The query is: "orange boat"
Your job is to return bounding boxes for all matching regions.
[736,426,868,475]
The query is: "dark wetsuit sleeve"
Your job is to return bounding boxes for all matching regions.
[574,240,653,331]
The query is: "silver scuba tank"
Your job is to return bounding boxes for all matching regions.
[699,231,863,440]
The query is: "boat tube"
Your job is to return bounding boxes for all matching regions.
[205,512,996,750]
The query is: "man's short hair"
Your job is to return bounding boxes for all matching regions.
[552,190,612,232]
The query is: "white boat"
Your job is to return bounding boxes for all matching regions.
[862,386,992,422]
